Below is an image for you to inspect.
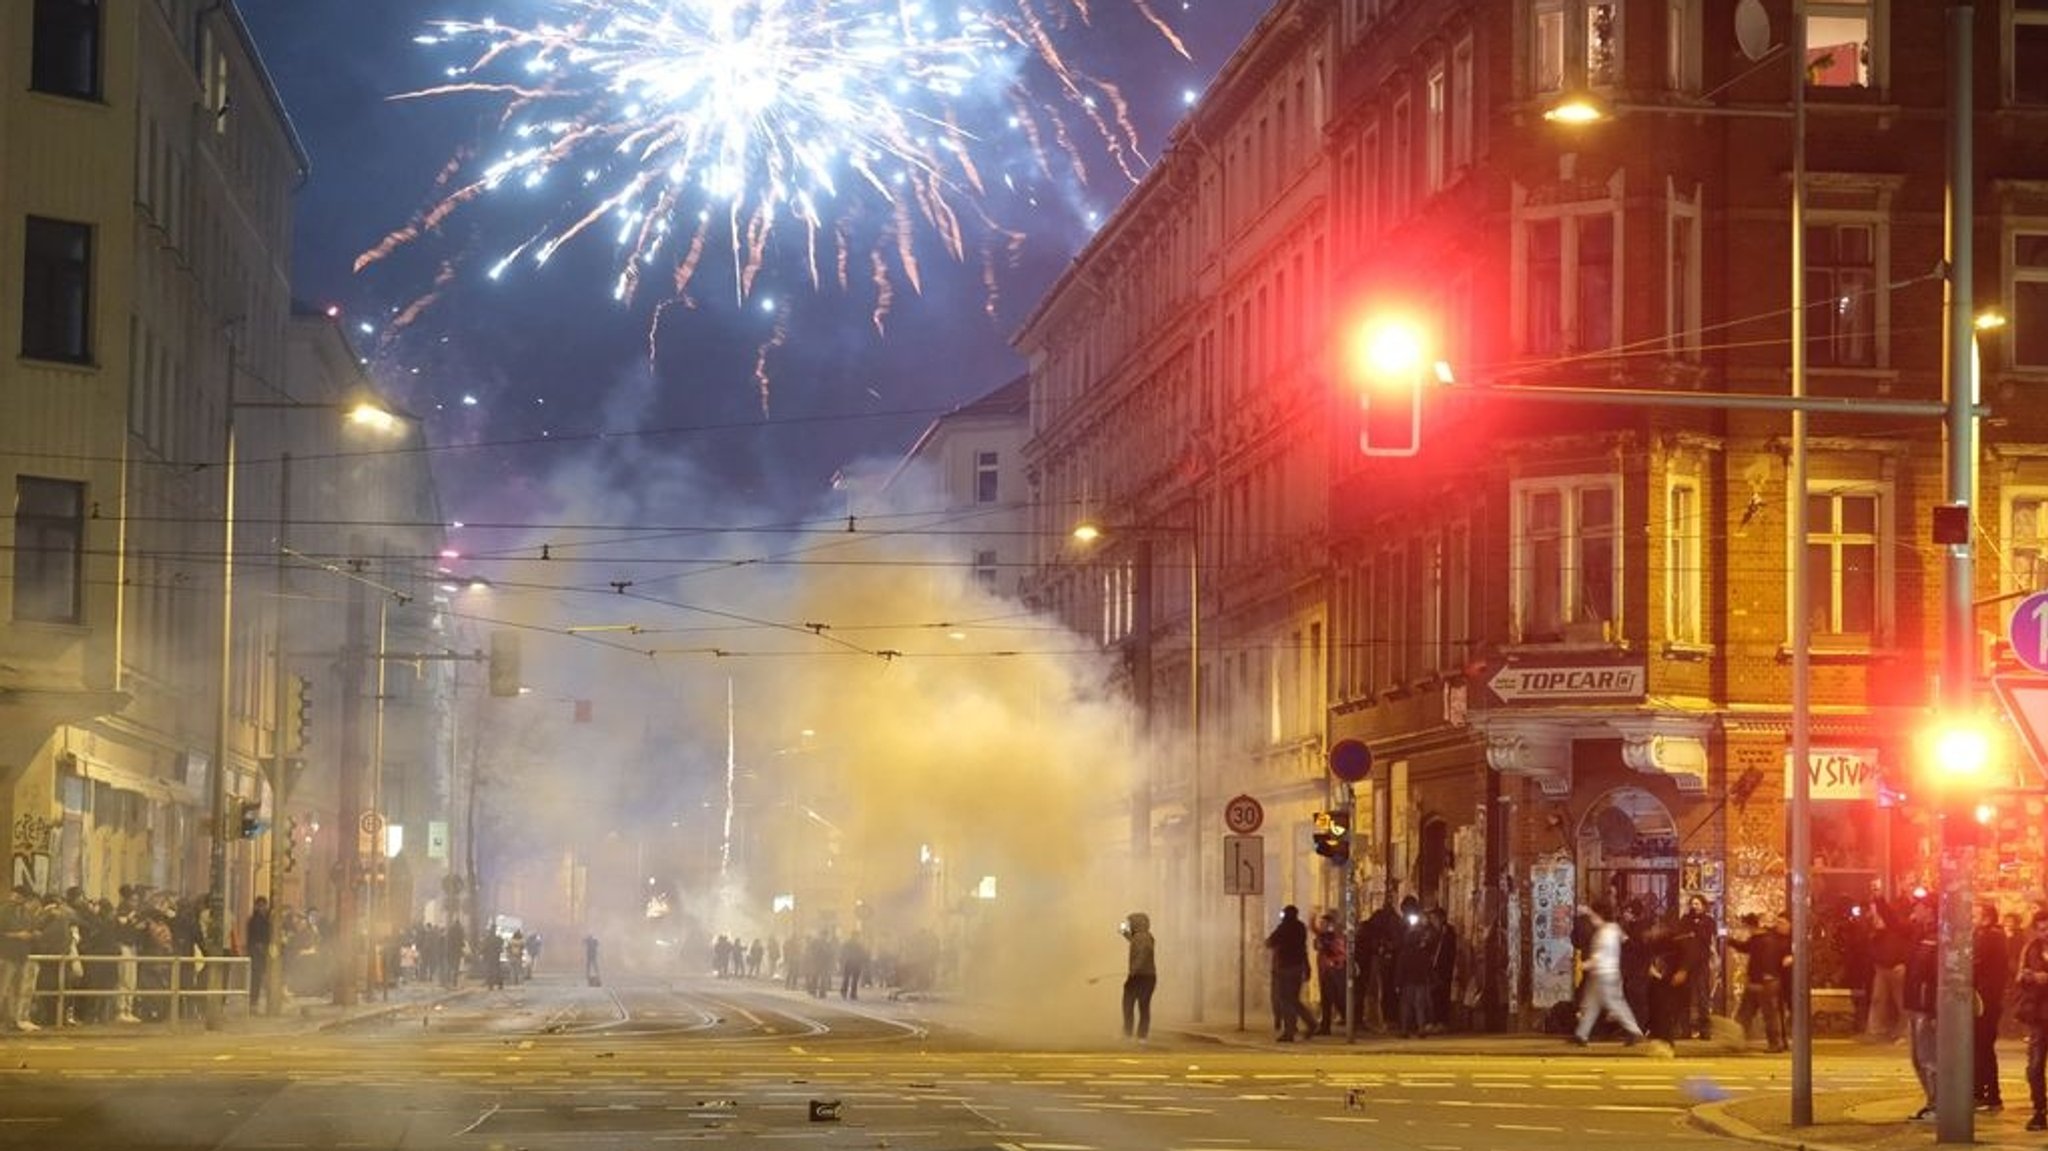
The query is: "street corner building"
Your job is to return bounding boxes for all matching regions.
[1018,0,2048,1029]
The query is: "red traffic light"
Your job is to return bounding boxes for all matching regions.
[1345,314,1439,458]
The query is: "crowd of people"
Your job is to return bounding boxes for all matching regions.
[699,927,944,1002]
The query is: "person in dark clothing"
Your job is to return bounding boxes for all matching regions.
[1362,897,1401,1031]
[1265,905,1317,1042]
[246,897,273,1013]
[1427,907,1457,1033]
[1678,896,1718,1038]
[1730,912,1792,1052]
[1313,913,1346,1036]
[2012,909,2048,1132]
[1974,902,2010,1111]
[1120,912,1157,1041]
[1867,894,1911,1043]
[1618,900,1653,1031]
[1644,913,1694,1046]
[1838,904,1874,1036]
[483,931,505,990]
[1394,902,1436,1038]
[1904,898,1941,1121]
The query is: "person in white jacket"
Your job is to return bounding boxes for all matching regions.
[1572,900,1646,1046]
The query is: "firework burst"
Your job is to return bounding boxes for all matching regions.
[362,0,1185,331]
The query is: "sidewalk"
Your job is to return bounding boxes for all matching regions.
[7,980,472,1039]
[1696,1090,2048,1151]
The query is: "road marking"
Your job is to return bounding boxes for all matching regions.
[1495,1124,1566,1133]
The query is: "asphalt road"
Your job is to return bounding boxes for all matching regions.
[0,974,1924,1151]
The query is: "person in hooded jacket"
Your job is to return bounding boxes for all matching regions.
[2011,908,2048,1132]
[1120,912,1156,1041]
[1265,905,1317,1042]
[1904,897,1941,1121]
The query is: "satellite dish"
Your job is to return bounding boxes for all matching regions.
[1734,0,1774,63]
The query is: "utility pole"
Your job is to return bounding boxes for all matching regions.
[264,452,293,1015]
[332,555,366,1008]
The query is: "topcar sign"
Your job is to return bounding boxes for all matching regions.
[1487,662,1647,704]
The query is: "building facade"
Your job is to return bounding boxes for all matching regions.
[1025,0,2048,1029]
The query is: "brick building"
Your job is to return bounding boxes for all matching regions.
[1024,0,2048,1029]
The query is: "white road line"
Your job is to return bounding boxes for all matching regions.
[1495,1124,1566,1133]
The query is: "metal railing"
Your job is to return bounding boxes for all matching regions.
[20,954,252,1027]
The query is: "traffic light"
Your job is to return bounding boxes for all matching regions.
[1348,315,1433,458]
[1919,713,2001,846]
[489,630,522,697]
[288,674,313,752]
[1312,808,1353,863]
[237,799,264,839]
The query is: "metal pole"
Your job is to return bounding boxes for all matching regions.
[205,338,238,1033]
[370,596,389,996]
[1190,514,1205,1024]
[1935,5,1977,1142]
[1788,0,1814,1126]
[332,554,366,1007]
[264,452,292,1015]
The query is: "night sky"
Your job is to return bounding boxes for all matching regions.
[237,1,1273,523]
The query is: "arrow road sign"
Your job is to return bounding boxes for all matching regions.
[1224,835,1264,896]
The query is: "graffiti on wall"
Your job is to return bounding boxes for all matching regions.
[12,812,53,893]
[1529,852,1578,1008]
[1726,842,1787,921]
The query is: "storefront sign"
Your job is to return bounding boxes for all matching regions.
[1782,747,1882,801]
[1487,661,1647,704]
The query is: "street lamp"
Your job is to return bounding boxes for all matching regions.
[1072,514,1202,1020]
[209,390,407,1004]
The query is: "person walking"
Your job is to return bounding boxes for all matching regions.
[1393,903,1435,1038]
[1730,911,1793,1053]
[2011,909,2048,1132]
[1265,905,1317,1042]
[1866,893,1910,1043]
[839,932,869,1000]
[1427,907,1458,1034]
[246,897,273,1013]
[1974,902,2009,1112]
[1313,913,1346,1036]
[1570,901,1645,1046]
[1120,912,1156,1042]
[1904,897,1941,1121]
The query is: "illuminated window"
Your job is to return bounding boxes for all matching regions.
[1806,1,1875,89]
[2016,229,2048,370]
[1805,486,1888,645]
[1530,1,1620,93]
[13,477,84,624]
[1666,480,1703,646]
[1807,222,1878,367]
[1512,477,1621,645]
[2018,0,2048,105]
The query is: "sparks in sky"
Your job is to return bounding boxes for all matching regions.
[361,0,1187,333]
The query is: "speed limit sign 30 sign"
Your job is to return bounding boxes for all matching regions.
[1224,794,1264,835]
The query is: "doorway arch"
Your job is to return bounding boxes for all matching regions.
[1576,787,1680,917]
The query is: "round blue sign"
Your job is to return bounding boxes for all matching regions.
[2010,591,2048,674]
[1329,739,1374,783]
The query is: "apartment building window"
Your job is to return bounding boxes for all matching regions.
[2019,0,2048,105]
[1417,533,1444,673]
[1451,38,1475,171]
[1667,480,1704,645]
[1808,222,1878,367]
[13,477,84,624]
[1513,477,1620,645]
[1668,191,1702,359]
[1807,1,1875,88]
[1805,486,1887,644]
[1426,64,1448,193]
[1668,0,1702,92]
[32,0,101,100]
[1531,1,1621,94]
[1391,96,1413,221]
[1445,522,1471,669]
[974,451,999,504]
[1522,208,1616,356]
[22,217,92,364]
[2008,493,2048,594]
[974,549,999,592]
[2017,229,2048,369]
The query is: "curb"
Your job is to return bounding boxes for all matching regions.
[311,987,476,1032]
[1690,1099,1865,1151]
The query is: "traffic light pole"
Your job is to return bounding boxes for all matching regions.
[264,451,293,1015]
[1935,8,1978,1141]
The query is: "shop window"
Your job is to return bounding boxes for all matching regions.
[1806,1,1876,89]
[1513,476,1621,645]
[13,476,85,624]
[1807,221,1879,367]
[1804,485,1889,646]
